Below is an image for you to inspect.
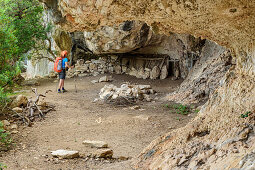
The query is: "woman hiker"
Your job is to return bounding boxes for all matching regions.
[58,50,74,93]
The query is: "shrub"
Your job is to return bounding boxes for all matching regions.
[0,121,12,150]
[174,104,190,115]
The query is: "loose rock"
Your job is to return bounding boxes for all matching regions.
[51,150,79,159]
[93,149,113,158]
[83,140,108,148]
[12,107,23,113]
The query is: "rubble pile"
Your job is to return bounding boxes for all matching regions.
[98,84,156,103]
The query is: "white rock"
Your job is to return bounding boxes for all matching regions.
[99,76,112,82]
[143,71,150,79]
[138,85,151,90]
[160,65,168,79]
[91,80,99,83]
[78,73,88,77]
[51,150,79,159]
[150,66,160,79]
[83,140,108,148]
[130,105,141,110]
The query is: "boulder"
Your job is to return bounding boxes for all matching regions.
[93,149,113,158]
[160,65,168,79]
[2,120,10,126]
[51,150,79,159]
[150,66,160,79]
[143,71,150,79]
[12,95,28,108]
[82,140,108,148]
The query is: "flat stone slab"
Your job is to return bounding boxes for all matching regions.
[82,140,108,148]
[93,149,113,158]
[51,150,79,159]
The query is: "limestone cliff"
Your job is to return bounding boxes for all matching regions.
[40,0,255,169]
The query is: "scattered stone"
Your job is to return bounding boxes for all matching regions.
[98,76,112,82]
[12,107,23,113]
[78,73,88,77]
[93,149,113,158]
[51,150,79,159]
[2,120,10,126]
[130,105,141,110]
[143,94,152,102]
[134,115,150,121]
[82,140,108,148]
[91,80,99,84]
[10,124,18,130]
[138,85,151,90]
[11,130,19,134]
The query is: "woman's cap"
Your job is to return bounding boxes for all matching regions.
[61,50,68,58]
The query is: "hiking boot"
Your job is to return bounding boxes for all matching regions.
[62,88,67,93]
[57,89,61,93]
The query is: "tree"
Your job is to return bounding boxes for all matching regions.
[0,0,51,106]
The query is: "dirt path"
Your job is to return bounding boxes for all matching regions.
[1,74,196,170]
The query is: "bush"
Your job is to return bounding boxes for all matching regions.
[173,104,190,115]
[0,121,12,150]
[0,162,7,170]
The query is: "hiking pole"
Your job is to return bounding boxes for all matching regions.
[73,68,77,93]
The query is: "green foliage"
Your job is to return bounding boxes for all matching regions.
[0,162,7,170]
[0,0,50,105]
[173,104,190,115]
[0,121,12,150]
[241,111,251,118]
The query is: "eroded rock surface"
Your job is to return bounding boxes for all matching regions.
[41,0,255,169]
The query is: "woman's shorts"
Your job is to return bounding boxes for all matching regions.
[58,70,66,79]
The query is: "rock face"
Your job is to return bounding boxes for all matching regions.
[41,0,255,169]
[166,40,232,104]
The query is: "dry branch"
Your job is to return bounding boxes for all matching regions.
[11,88,55,126]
